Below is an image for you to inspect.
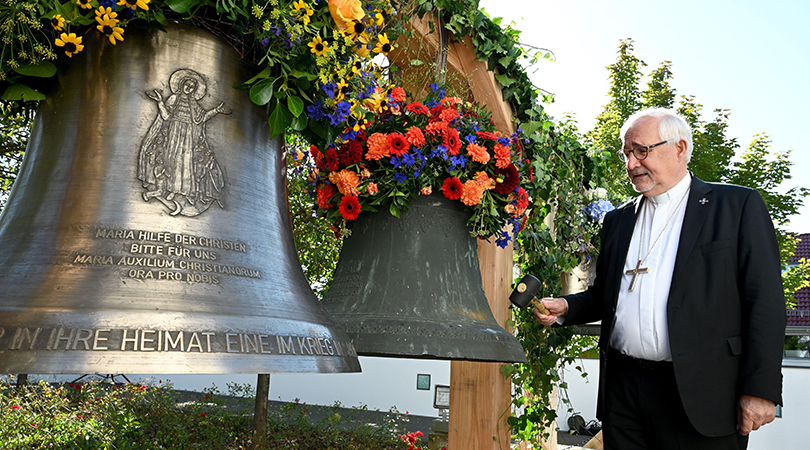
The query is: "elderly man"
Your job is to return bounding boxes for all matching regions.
[536,108,785,449]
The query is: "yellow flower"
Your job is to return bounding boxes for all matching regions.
[373,33,392,55]
[117,0,150,11]
[55,33,84,57]
[95,6,117,20]
[328,0,364,30]
[374,12,384,26]
[308,36,330,57]
[293,0,314,26]
[349,56,364,76]
[335,79,349,100]
[76,0,93,9]
[346,20,366,40]
[96,15,124,45]
[50,14,65,31]
[354,34,371,57]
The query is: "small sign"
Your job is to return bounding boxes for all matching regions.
[416,373,431,390]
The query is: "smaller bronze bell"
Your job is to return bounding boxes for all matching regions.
[322,194,527,363]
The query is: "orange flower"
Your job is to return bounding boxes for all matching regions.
[505,204,516,215]
[367,182,379,195]
[405,126,425,147]
[439,108,460,123]
[365,133,390,160]
[425,121,448,136]
[339,195,362,220]
[329,170,361,196]
[466,142,490,164]
[328,0,364,30]
[440,96,462,108]
[421,186,432,195]
[317,184,337,209]
[390,87,406,103]
[387,132,409,156]
[460,180,484,206]
[494,144,511,168]
[474,172,495,190]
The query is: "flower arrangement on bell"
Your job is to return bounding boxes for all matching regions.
[301,83,531,249]
[0,0,400,144]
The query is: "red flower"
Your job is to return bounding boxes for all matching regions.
[429,104,445,122]
[317,184,337,209]
[326,148,339,171]
[443,128,461,155]
[439,108,460,123]
[339,141,363,166]
[494,164,519,194]
[406,102,430,115]
[311,145,326,170]
[339,195,362,220]
[11,405,20,410]
[387,132,409,156]
[476,131,498,141]
[405,126,425,148]
[442,177,463,200]
[390,86,406,103]
[516,187,529,211]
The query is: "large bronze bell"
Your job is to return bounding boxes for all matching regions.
[322,194,527,363]
[0,24,359,374]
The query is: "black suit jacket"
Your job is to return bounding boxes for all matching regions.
[562,176,786,437]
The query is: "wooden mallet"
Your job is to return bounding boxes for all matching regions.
[509,274,550,315]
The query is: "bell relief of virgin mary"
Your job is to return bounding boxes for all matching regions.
[137,69,231,217]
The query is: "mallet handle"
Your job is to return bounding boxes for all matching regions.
[529,297,550,315]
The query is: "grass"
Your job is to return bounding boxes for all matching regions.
[0,377,429,450]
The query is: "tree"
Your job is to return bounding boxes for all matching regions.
[587,39,810,302]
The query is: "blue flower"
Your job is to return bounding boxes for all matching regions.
[322,82,338,99]
[335,100,352,117]
[390,156,403,169]
[99,0,115,8]
[261,37,271,47]
[497,137,511,146]
[449,154,468,171]
[585,199,615,222]
[495,231,511,249]
[270,26,282,37]
[465,134,477,143]
[306,100,326,121]
[394,172,407,184]
[402,153,416,167]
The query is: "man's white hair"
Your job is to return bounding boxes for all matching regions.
[619,108,693,162]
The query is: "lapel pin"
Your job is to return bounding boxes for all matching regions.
[699,198,709,205]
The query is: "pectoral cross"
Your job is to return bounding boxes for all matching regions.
[626,260,649,292]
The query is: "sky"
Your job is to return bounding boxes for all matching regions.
[478,0,810,234]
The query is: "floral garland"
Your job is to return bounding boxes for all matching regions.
[297,83,530,248]
[0,0,400,148]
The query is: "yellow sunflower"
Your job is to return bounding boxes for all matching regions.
[292,0,314,26]
[373,33,392,55]
[346,20,366,40]
[76,0,93,9]
[354,34,371,57]
[349,56,364,76]
[308,36,330,57]
[95,6,117,19]
[50,14,65,31]
[374,12,384,26]
[96,15,124,45]
[335,79,349,100]
[117,0,150,11]
[55,33,84,58]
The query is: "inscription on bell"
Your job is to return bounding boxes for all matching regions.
[138,69,232,217]
[0,327,357,358]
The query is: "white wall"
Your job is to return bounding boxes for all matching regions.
[18,356,451,418]
[558,358,810,450]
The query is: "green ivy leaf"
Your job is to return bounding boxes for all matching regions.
[290,114,307,131]
[237,66,274,88]
[268,102,292,138]
[165,0,196,14]
[389,202,400,218]
[13,62,57,78]
[500,364,517,377]
[493,73,515,88]
[1,83,46,101]
[287,95,304,117]
[249,78,275,106]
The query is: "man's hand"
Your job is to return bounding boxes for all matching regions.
[737,395,776,435]
[532,297,568,326]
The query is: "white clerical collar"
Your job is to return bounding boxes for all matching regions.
[647,173,691,206]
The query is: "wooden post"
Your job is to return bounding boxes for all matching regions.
[253,374,270,449]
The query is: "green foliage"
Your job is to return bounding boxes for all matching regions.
[586,39,809,303]
[0,102,33,210]
[0,378,424,449]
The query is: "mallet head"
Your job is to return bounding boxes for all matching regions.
[509,274,549,314]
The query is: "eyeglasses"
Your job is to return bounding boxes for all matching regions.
[616,140,670,163]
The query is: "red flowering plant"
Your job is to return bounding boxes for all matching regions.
[303,83,530,248]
